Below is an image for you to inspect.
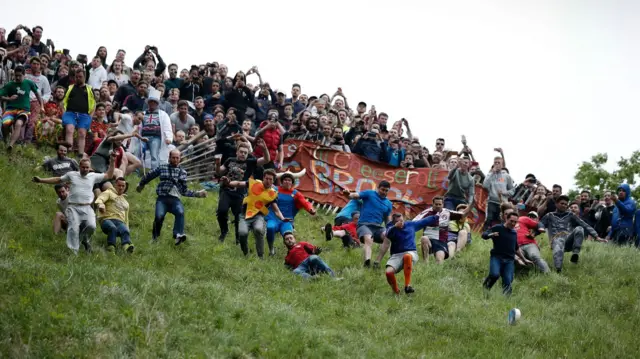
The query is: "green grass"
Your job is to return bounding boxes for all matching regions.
[1,146,640,358]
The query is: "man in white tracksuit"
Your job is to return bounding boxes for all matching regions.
[33,154,116,253]
[140,92,173,170]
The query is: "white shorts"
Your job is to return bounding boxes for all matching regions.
[386,251,418,273]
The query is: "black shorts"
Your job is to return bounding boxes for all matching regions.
[429,238,450,259]
[93,180,110,191]
[334,217,350,226]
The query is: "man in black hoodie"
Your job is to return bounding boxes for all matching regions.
[224,77,254,123]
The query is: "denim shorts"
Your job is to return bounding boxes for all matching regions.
[62,112,92,129]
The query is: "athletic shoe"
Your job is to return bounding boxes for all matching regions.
[106,245,116,254]
[269,248,276,257]
[570,253,579,264]
[6,145,13,152]
[218,232,227,243]
[175,234,187,246]
[123,243,134,253]
[373,261,380,269]
[404,286,415,294]
[363,259,371,268]
[323,224,333,241]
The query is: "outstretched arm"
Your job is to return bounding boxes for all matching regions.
[32,176,62,185]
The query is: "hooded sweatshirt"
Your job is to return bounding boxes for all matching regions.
[482,170,514,204]
[608,183,637,237]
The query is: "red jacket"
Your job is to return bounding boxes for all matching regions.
[333,222,359,244]
[517,216,540,246]
[285,241,316,269]
[254,122,281,161]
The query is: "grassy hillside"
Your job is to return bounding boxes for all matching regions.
[1,146,639,359]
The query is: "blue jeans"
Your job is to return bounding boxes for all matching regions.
[444,196,466,211]
[266,218,294,251]
[483,256,514,295]
[100,219,131,246]
[147,136,161,170]
[292,255,335,279]
[153,196,185,239]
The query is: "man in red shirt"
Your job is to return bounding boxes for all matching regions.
[517,212,550,273]
[323,211,361,248]
[283,232,339,279]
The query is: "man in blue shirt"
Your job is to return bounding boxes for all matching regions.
[343,180,393,268]
[383,213,439,294]
[481,212,519,295]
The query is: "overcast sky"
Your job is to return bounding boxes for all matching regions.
[3,0,639,191]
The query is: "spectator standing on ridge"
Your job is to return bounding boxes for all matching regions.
[444,156,475,210]
[482,155,514,230]
[1,65,44,151]
[62,68,95,158]
[608,184,637,245]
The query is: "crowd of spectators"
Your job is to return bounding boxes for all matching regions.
[2,23,639,259]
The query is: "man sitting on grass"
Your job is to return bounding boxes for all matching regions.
[95,177,134,254]
[322,211,361,248]
[53,183,69,234]
[283,232,339,279]
[382,212,439,295]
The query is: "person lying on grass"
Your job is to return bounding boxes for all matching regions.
[322,211,361,248]
[382,212,439,295]
[283,232,341,280]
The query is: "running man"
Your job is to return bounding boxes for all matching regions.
[382,213,439,295]
[137,149,207,245]
[540,195,604,273]
[482,212,519,296]
[1,65,44,151]
[343,180,393,268]
[33,152,117,253]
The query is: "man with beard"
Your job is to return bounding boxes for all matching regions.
[282,118,306,141]
[343,180,393,268]
[329,127,350,152]
[302,117,324,144]
[40,144,78,176]
[113,69,141,109]
[265,170,316,256]
[33,153,117,253]
[215,141,270,244]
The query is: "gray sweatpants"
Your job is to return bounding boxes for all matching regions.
[552,227,584,270]
[65,205,96,253]
[520,243,550,273]
[238,214,266,258]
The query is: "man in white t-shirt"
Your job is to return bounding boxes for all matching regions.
[416,196,452,264]
[33,154,116,253]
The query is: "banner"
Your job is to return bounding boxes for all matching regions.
[282,140,488,231]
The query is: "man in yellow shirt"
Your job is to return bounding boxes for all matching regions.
[95,177,133,253]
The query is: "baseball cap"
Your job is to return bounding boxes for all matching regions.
[68,60,80,67]
[107,79,118,87]
[276,89,286,95]
[121,106,130,113]
[204,113,214,121]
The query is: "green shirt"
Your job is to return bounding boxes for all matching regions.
[0,80,39,111]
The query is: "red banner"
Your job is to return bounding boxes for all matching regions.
[282,140,488,231]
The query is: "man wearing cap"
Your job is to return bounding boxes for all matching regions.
[141,93,173,170]
[517,211,550,273]
[265,170,316,256]
[62,68,95,158]
[274,89,288,119]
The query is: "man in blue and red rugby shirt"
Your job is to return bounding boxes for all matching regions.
[283,232,338,279]
[382,212,439,294]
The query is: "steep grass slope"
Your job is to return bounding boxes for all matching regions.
[0,146,639,358]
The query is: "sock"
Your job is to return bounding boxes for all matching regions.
[386,271,400,294]
[403,253,413,287]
